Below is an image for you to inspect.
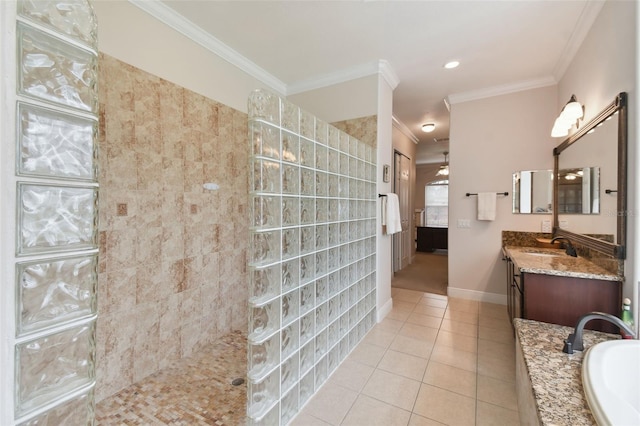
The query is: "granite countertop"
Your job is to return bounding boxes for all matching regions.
[504,245,622,282]
[514,318,620,426]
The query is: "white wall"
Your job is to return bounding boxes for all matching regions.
[448,86,557,302]
[556,0,637,308]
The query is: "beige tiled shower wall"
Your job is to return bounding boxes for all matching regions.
[95,53,249,402]
[332,116,378,150]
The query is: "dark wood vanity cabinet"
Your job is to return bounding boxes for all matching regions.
[416,226,448,252]
[504,253,622,333]
[522,273,621,334]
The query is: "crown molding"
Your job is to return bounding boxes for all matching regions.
[392,115,419,144]
[288,60,399,95]
[447,76,557,105]
[128,0,287,95]
[553,0,606,80]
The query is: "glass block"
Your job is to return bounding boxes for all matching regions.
[281,100,299,133]
[299,138,314,167]
[281,320,299,360]
[299,226,314,255]
[281,352,299,393]
[299,341,315,376]
[281,259,299,293]
[248,402,279,426]
[17,255,97,336]
[281,384,299,425]
[315,277,328,305]
[314,120,328,145]
[300,108,314,139]
[316,303,328,332]
[315,171,327,197]
[328,149,340,174]
[315,251,327,277]
[328,126,340,149]
[315,199,327,223]
[328,173,339,197]
[339,199,349,221]
[282,164,299,194]
[18,389,94,426]
[249,299,280,343]
[300,283,314,315]
[300,167,315,197]
[281,196,299,227]
[251,159,281,194]
[18,23,97,112]
[281,228,299,260]
[328,272,340,297]
[328,297,339,325]
[251,195,281,229]
[250,230,281,266]
[315,224,327,250]
[16,321,95,416]
[314,355,328,388]
[299,254,315,285]
[250,121,280,159]
[327,199,339,222]
[17,103,97,181]
[328,320,339,348]
[281,131,299,164]
[248,333,279,382]
[349,157,358,178]
[339,336,349,362]
[327,345,339,375]
[340,223,349,244]
[281,290,299,326]
[339,132,350,153]
[248,367,280,419]
[299,369,314,406]
[340,295,349,318]
[300,197,314,224]
[17,183,97,255]
[315,144,327,171]
[300,311,315,347]
[248,89,280,125]
[328,224,339,248]
[18,0,98,46]
[327,247,339,272]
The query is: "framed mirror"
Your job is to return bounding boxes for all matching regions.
[513,167,601,214]
[553,92,627,258]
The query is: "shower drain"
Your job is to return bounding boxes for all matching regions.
[231,378,245,386]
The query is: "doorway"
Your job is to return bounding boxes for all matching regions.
[393,151,411,273]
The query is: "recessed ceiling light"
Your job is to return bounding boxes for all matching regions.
[421,123,435,133]
[444,61,460,69]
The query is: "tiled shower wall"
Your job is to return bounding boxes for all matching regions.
[95,54,248,401]
[247,91,378,424]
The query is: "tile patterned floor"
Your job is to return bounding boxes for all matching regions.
[291,288,520,426]
[95,330,247,425]
[94,290,518,426]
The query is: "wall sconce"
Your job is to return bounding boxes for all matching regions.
[421,123,436,133]
[436,151,449,176]
[551,94,584,137]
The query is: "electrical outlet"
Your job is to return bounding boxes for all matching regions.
[457,219,471,228]
[541,220,552,233]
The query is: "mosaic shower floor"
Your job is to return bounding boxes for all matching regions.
[95,331,247,425]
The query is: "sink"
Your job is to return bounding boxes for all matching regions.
[520,248,562,257]
[582,339,640,426]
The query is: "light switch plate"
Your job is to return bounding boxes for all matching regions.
[560,220,569,229]
[457,219,471,228]
[541,220,552,233]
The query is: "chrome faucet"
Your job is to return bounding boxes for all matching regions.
[550,236,577,257]
[562,312,637,354]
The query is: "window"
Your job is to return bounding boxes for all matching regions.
[425,180,448,227]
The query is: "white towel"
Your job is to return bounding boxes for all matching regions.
[385,193,402,234]
[477,192,497,221]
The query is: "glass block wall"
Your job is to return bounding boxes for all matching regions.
[247,90,377,425]
[10,1,99,424]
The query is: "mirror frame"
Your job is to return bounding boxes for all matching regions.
[553,92,627,259]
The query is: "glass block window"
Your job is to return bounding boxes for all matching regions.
[247,90,377,425]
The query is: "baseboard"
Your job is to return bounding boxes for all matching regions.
[447,286,507,305]
[377,297,393,322]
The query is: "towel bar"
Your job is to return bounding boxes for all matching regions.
[466,192,509,197]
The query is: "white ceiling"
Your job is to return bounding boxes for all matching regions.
[145,0,604,164]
